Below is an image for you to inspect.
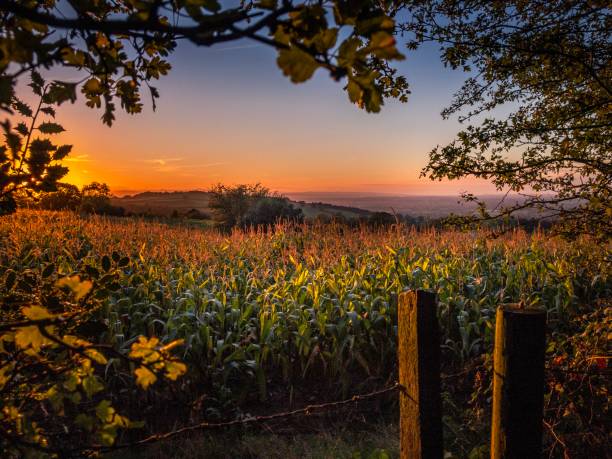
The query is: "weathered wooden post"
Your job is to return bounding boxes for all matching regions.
[491,305,546,459]
[398,290,443,459]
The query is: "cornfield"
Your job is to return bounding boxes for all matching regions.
[1,210,609,456]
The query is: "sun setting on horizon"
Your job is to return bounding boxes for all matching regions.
[15,36,502,197]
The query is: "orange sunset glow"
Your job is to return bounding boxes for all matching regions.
[26,41,500,197]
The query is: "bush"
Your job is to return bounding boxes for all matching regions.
[39,183,82,211]
[209,183,302,229]
[79,182,124,216]
[243,197,303,227]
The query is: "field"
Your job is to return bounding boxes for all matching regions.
[1,211,609,458]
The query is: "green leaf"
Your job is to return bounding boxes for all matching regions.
[38,122,65,134]
[40,106,56,117]
[44,81,77,105]
[14,325,53,351]
[82,375,105,398]
[29,70,45,95]
[23,305,56,320]
[312,28,338,53]
[61,47,86,67]
[15,122,28,136]
[95,400,114,422]
[84,348,108,365]
[277,47,318,83]
[338,37,361,67]
[346,78,362,104]
[0,76,15,111]
[56,275,93,300]
[12,99,32,117]
[164,361,187,381]
[102,255,111,272]
[53,144,72,160]
[368,31,403,60]
[83,78,102,94]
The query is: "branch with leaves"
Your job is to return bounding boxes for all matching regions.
[399,0,611,240]
[0,72,73,215]
[0,257,187,457]
[0,0,410,125]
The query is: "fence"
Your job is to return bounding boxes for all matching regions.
[85,289,589,457]
[102,289,549,458]
[398,290,546,459]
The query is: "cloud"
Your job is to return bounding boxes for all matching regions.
[65,154,91,163]
[143,158,230,173]
[144,157,183,167]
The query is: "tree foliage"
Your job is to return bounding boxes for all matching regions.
[208,183,302,228]
[243,196,303,227]
[79,181,124,215]
[0,0,409,125]
[400,0,611,240]
[38,182,82,211]
[0,258,186,457]
[0,72,71,215]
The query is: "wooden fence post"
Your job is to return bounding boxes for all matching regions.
[398,290,443,459]
[491,305,546,459]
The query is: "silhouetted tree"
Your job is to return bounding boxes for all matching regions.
[0,74,71,215]
[39,183,82,211]
[80,182,123,215]
[209,184,269,228]
[400,0,611,240]
[243,197,303,227]
[208,184,302,229]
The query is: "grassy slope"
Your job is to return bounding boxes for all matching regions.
[110,191,372,220]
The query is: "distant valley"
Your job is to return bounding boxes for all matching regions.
[111,190,541,220]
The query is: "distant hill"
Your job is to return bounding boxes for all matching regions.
[111,190,548,220]
[285,192,544,218]
[111,191,213,217]
[110,191,373,220]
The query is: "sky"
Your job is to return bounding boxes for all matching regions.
[28,35,501,196]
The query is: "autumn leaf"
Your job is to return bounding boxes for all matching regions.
[56,276,93,300]
[164,361,187,381]
[14,325,53,351]
[134,366,157,389]
[277,47,318,83]
[23,305,56,321]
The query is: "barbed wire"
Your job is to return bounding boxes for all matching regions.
[23,361,610,456]
[86,383,403,454]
